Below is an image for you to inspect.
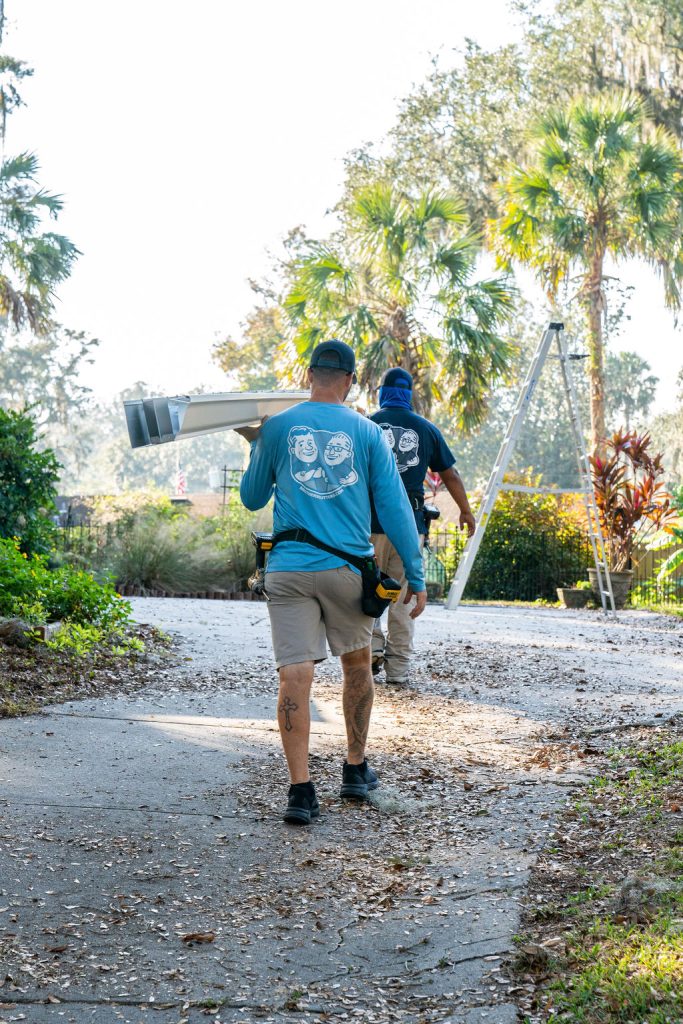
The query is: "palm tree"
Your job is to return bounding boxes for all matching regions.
[0,152,79,332]
[281,183,515,429]
[495,93,683,451]
[0,43,78,333]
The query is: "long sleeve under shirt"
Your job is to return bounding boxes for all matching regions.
[240,401,425,591]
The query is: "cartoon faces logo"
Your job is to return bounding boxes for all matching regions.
[288,426,358,498]
[379,423,420,472]
[290,428,318,464]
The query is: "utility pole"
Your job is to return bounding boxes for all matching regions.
[221,465,229,512]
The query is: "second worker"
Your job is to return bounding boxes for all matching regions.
[370,367,476,684]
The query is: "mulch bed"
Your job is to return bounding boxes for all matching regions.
[0,625,173,717]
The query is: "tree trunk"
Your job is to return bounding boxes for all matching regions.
[384,310,432,416]
[584,250,606,454]
[406,345,431,417]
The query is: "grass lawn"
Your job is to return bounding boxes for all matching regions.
[512,729,683,1022]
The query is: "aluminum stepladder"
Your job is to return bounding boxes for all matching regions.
[445,322,616,614]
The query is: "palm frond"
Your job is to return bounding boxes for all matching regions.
[284,246,354,320]
[0,152,39,182]
[16,233,79,290]
[634,136,681,184]
[431,236,477,285]
[656,253,683,311]
[539,136,571,178]
[549,213,588,255]
[337,304,380,347]
[412,192,467,229]
[571,92,641,161]
[351,182,407,267]
[535,108,571,144]
[283,290,308,325]
[351,181,398,232]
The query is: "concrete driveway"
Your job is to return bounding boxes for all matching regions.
[0,600,680,1022]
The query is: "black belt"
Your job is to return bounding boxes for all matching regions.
[271,528,376,574]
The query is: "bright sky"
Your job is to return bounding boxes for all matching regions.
[7,0,682,413]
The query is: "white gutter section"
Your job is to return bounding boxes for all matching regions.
[124,391,309,449]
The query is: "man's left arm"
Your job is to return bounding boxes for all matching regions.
[440,466,476,537]
[238,423,276,512]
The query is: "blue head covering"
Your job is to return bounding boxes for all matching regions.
[379,367,413,410]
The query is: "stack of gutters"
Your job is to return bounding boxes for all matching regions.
[124,391,308,449]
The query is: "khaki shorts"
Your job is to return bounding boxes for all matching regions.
[265,567,374,669]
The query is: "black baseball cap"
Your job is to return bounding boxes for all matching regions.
[309,338,356,377]
[380,367,413,389]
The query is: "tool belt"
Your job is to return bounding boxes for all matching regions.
[270,528,402,618]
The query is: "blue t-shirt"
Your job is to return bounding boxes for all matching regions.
[240,401,425,591]
[369,407,456,534]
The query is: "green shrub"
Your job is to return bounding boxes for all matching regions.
[97,496,258,592]
[100,514,221,591]
[434,482,590,601]
[90,492,175,525]
[471,490,589,600]
[0,537,131,646]
[200,498,262,588]
[0,408,60,555]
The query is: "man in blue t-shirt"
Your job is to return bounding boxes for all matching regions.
[237,341,426,826]
[370,367,476,684]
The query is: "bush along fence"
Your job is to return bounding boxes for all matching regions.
[55,521,683,606]
[52,503,261,600]
[425,527,683,606]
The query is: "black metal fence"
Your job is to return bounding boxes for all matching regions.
[424,527,594,602]
[54,523,117,563]
[424,527,683,606]
[54,522,683,607]
[629,541,683,607]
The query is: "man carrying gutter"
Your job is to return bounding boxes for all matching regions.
[237,340,426,826]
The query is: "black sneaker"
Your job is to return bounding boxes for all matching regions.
[340,759,380,800]
[283,782,320,826]
[371,657,384,676]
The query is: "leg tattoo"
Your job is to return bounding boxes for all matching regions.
[350,687,372,750]
[279,695,298,732]
[342,663,374,760]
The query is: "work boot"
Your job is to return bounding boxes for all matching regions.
[283,781,320,825]
[340,759,380,800]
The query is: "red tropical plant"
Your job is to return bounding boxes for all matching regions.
[589,430,678,572]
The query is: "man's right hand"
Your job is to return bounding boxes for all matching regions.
[404,588,427,619]
[234,416,269,443]
[234,424,260,442]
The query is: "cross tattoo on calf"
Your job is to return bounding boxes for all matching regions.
[279,696,298,732]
